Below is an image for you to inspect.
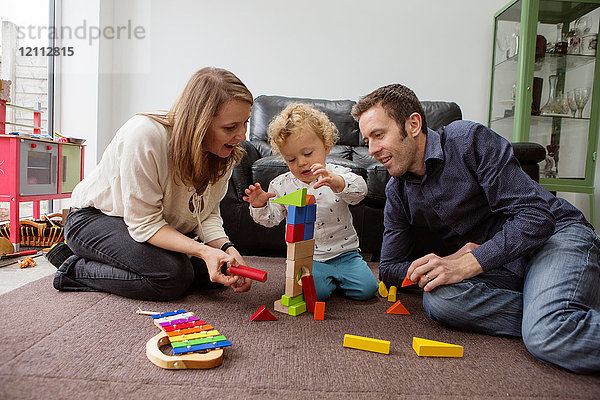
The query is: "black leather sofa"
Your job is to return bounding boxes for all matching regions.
[220,95,546,259]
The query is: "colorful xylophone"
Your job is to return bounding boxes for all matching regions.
[145,309,232,369]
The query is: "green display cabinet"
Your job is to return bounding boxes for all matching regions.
[488,0,600,223]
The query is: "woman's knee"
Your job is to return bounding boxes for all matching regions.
[146,253,194,301]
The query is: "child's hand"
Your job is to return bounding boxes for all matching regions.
[243,183,276,208]
[311,163,345,192]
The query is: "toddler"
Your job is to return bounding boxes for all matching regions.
[243,103,378,301]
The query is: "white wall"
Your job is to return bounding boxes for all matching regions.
[103,0,507,128]
[58,0,600,228]
[56,0,100,170]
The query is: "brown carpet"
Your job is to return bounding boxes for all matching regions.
[0,256,598,399]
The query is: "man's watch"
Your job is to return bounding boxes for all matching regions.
[220,241,235,252]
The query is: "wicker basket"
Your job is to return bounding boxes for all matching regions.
[0,214,65,248]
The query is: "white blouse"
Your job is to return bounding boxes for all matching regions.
[250,164,367,261]
[70,115,231,243]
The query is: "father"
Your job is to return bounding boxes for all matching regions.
[351,84,599,374]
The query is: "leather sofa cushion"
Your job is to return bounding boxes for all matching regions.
[249,95,360,157]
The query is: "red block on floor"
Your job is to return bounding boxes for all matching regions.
[387,300,410,315]
[301,274,317,313]
[250,306,277,321]
[314,302,325,320]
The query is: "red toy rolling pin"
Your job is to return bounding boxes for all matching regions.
[222,264,268,282]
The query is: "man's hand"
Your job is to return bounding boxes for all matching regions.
[311,163,345,192]
[407,247,483,292]
[443,242,480,261]
[243,182,276,208]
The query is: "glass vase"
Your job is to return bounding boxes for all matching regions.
[540,75,560,115]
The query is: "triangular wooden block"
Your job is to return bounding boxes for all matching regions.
[412,337,463,357]
[250,306,277,321]
[306,194,316,205]
[401,276,414,287]
[272,188,307,207]
[387,300,410,315]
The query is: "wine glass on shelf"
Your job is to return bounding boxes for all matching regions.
[574,87,591,118]
[566,90,578,117]
[575,15,592,36]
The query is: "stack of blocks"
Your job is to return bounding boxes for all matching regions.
[272,188,319,317]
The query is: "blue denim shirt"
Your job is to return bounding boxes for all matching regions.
[379,120,589,286]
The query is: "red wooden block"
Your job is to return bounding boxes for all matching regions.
[286,224,305,243]
[251,306,278,321]
[306,194,316,205]
[401,276,415,287]
[387,300,410,315]
[314,301,325,320]
[301,274,317,313]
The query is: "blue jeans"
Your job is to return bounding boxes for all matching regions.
[422,224,600,374]
[312,251,378,301]
[54,207,212,301]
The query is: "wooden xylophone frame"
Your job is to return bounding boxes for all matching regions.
[145,317,224,370]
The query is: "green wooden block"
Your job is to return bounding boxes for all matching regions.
[281,294,304,307]
[288,301,307,316]
[272,188,307,207]
[171,335,227,348]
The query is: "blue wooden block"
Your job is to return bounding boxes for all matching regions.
[287,205,307,225]
[304,204,317,223]
[172,340,233,355]
[151,309,186,319]
[303,222,314,240]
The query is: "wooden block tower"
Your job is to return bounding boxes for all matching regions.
[271,188,318,317]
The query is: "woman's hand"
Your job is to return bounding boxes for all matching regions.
[243,183,276,208]
[198,245,240,287]
[224,246,252,292]
[311,163,345,192]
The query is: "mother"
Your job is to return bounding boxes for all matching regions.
[49,67,253,300]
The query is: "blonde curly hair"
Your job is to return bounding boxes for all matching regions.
[267,103,339,154]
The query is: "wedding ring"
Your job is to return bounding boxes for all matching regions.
[425,274,431,281]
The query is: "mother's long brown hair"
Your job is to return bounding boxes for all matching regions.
[145,67,253,189]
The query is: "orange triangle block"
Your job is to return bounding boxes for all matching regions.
[250,306,277,321]
[401,276,415,287]
[387,300,410,315]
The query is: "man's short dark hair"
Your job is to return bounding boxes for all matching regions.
[351,84,428,135]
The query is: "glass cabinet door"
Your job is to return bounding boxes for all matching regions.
[489,0,600,222]
[533,2,598,182]
[489,1,523,141]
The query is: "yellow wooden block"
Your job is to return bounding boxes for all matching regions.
[287,239,315,260]
[285,256,313,279]
[412,337,463,357]
[343,334,390,354]
[388,286,397,302]
[169,329,220,343]
[378,281,388,297]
